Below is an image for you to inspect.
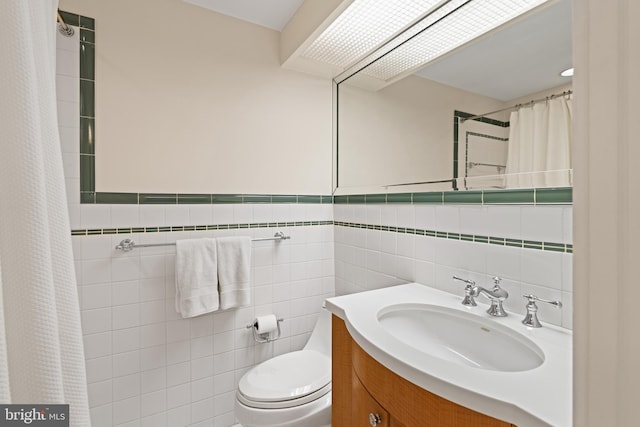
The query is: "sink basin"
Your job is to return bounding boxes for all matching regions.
[378,303,544,372]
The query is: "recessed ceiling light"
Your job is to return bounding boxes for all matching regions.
[560,67,574,77]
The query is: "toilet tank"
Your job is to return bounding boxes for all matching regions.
[303,307,332,357]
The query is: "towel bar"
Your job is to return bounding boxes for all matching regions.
[115,231,290,252]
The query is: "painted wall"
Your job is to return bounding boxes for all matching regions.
[58,0,332,195]
[56,20,334,427]
[573,0,640,425]
[338,75,505,188]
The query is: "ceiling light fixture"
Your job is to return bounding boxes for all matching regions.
[302,0,445,69]
[560,67,574,77]
[313,0,553,85]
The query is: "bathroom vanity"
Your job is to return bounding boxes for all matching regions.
[326,283,572,427]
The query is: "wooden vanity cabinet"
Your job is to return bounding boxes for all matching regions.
[332,316,516,427]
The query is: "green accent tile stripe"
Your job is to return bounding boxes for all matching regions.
[139,194,177,204]
[72,220,334,237]
[332,222,572,253]
[386,193,412,204]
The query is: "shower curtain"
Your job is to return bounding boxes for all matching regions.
[0,1,91,425]
[505,96,573,187]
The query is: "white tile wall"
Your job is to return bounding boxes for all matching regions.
[334,204,573,329]
[73,222,334,426]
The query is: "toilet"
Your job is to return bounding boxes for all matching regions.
[234,308,332,427]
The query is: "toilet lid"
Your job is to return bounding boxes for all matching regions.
[238,350,331,403]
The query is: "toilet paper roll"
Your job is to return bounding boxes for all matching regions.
[255,314,278,334]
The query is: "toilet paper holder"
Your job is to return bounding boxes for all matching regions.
[246,317,284,343]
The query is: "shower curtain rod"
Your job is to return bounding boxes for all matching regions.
[56,11,74,37]
[461,90,573,122]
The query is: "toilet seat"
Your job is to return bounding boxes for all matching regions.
[237,350,331,410]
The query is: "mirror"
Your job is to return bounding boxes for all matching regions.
[335,0,573,194]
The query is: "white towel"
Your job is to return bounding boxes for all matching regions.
[175,238,219,318]
[217,236,252,310]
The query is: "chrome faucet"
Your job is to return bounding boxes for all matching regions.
[522,294,563,328]
[453,276,509,317]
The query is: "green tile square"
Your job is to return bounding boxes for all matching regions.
[443,191,483,204]
[80,154,95,192]
[413,192,443,204]
[386,193,412,204]
[102,228,117,235]
[365,194,386,204]
[80,192,95,204]
[117,228,132,234]
[80,16,95,30]
[212,195,243,204]
[298,195,322,204]
[145,227,158,232]
[159,227,171,232]
[80,42,95,80]
[171,226,184,232]
[460,234,474,241]
[272,195,297,203]
[96,192,138,204]
[474,236,489,243]
[435,231,447,238]
[447,233,461,240]
[321,195,334,204]
[489,237,505,245]
[543,244,566,252]
[243,195,272,204]
[536,187,573,204]
[139,193,177,204]
[80,28,95,44]
[71,229,87,236]
[483,189,535,204]
[58,11,79,27]
[348,195,365,204]
[80,79,95,117]
[131,228,145,233]
[87,229,103,235]
[334,196,349,204]
[178,194,212,204]
[80,118,95,155]
[523,240,543,249]
[506,239,523,248]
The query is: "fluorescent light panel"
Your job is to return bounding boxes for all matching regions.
[302,0,444,68]
[362,0,550,81]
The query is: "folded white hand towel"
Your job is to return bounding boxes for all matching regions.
[175,238,219,318]
[216,236,252,310]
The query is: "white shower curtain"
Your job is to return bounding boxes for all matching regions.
[505,96,573,188]
[0,1,91,425]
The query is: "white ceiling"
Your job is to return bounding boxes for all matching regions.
[415,0,572,101]
[182,0,304,31]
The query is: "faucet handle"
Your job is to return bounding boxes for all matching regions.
[452,276,477,306]
[522,294,563,328]
[492,276,502,286]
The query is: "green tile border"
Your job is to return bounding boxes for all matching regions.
[332,187,571,205]
[71,220,334,237]
[334,221,573,254]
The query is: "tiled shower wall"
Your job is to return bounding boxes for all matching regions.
[334,201,572,329]
[57,25,334,427]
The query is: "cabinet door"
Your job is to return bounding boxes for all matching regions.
[353,369,389,427]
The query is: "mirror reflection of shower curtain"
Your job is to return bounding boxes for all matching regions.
[505,96,572,188]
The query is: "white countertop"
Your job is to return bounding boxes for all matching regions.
[326,283,572,427]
